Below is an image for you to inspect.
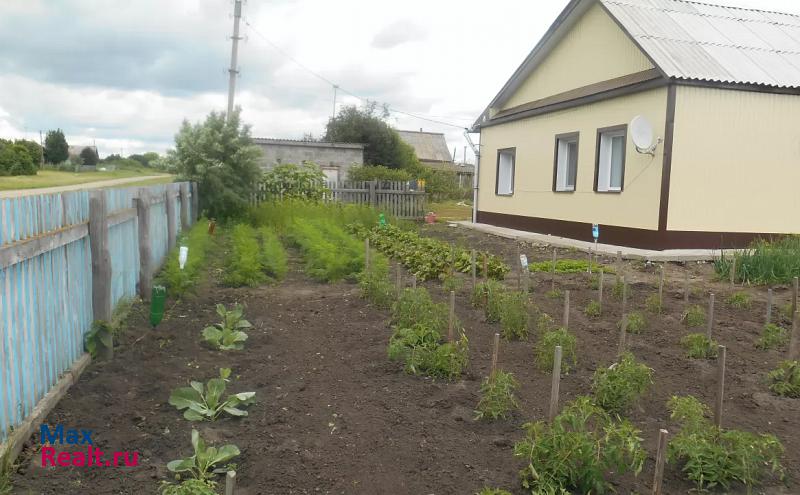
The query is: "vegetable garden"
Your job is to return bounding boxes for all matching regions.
[8,205,800,494]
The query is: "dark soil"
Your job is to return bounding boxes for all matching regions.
[10,225,799,495]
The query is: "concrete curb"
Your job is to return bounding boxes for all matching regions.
[0,353,92,464]
[452,221,738,262]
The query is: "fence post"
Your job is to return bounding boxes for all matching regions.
[166,186,177,251]
[652,429,669,495]
[548,346,562,422]
[191,182,200,221]
[179,182,190,231]
[89,190,112,359]
[136,189,153,301]
[369,180,377,207]
[714,345,727,428]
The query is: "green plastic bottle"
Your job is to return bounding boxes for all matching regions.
[379,213,387,228]
[150,285,167,327]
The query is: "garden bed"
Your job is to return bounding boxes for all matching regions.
[10,227,799,494]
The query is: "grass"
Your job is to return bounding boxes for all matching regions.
[621,311,647,334]
[681,333,719,359]
[157,220,213,297]
[0,167,168,191]
[584,300,601,318]
[682,305,706,328]
[725,291,752,310]
[755,324,788,350]
[428,200,472,222]
[714,237,800,285]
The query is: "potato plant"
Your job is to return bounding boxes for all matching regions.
[591,353,652,415]
[169,368,255,421]
[202,304,251,351]
[767,360,800,397]
[474,370,520,420]
[680,333,718,359]
[667,395,784,491]
[755,324,788,350]
[514,396,645,494]
[535,328,577,372]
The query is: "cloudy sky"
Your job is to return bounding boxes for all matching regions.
[1,0,799,160]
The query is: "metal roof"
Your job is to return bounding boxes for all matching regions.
[396,130,454,163]
[602,0,800,88]
[252,138,365,149]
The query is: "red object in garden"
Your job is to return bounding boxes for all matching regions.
[208,220,216,235]
[425,212,437,224]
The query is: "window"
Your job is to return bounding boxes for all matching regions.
[495,148,515,195]
[595,125,627,192]
[553,133,579,192]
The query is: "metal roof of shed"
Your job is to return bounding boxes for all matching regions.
[603,0,800,88]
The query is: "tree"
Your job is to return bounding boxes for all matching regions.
[169,108,263,220]
[261,163,327,201]
[0,142,37,176]
[80,147,99,166]
[16,139,43,167]
[43,129,69,164]
[324,103,419,169]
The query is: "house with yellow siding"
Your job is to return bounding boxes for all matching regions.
[472,0,800,249]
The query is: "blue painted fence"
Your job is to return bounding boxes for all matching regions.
[0,181,195,443]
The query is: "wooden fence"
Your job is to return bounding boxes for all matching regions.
[252,180,426,219]
[0,181,198,446]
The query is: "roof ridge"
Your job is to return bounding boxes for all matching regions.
[604,0,800,23]
[635,34,800,55]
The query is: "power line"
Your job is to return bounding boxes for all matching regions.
[242,19,470,130]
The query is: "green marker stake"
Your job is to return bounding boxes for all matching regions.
[150,285,167,327]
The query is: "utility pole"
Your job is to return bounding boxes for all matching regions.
[39,130,44,167]
[331,85,339,121]
[227,0,243,117]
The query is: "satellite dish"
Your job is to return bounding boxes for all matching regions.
[630,115,661,155]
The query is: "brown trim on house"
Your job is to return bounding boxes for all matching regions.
[495,148,516,196]
[476,210,782,250]
[481,72,667,129]
[552,132,580,193]
[659,85,677,231]
[675,79,800,96]
[593,124,627,193]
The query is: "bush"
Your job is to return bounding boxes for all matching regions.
[474,371,520,420]
[645,293,662,314]
[680,333,718,359]
[158,220,213,297]
[0,141,37,176]
[358,257,394,309]
[667,395,784,491]
[584,300,601,318]
[224,224,266,287]
[726,291,752,309]
[387,323,468,379]
[347,164,412,182]
[536,328,577,372]
[592,353,652,414]
[261,162,328,201]
[682,304,706,328]
[756,324,788,350]
[514,396,645,494]
[620,311,646,334]
[767,361,800,397]
[499,291,529,340]
[714,237,800,285]
[415,167,461,202]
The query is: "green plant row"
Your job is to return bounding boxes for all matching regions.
[714,237,800,285]
[287,219,364,282]
[158,219,214,297]
[528,258,613,274]
[348,223,510,281]
[224,224,288,287]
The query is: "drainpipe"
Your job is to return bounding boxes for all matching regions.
[464,130,480,223]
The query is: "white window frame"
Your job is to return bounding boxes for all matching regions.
[553,133,579,192]
[595,126,627,193]
[495,148,515,196]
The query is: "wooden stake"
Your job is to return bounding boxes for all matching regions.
[551,248,557,292]
[766,288,773,325]
[491,333,500,375]
[548,345,563,422]
[730,257,736,286]
[517,242,522,290]
[652,429,669,495]
[395,265,402,292]
[448,291,455,342]
[563,290,570,329]
[470,249,477,288]
[598,270,604,313]
[714,345,726,428]
[588,249,593,275]
[412,275,417,289]
[618,315,628,356]
[789,310,799,361]
[621,276,628,315]
[658,264,665,311]
[225,470,237,495]
[706,293,715,339]
[684,269,690,305]
[792,277,799,319]
[364,238,370,271]
[483,254,489,282]
[616,250,623,283]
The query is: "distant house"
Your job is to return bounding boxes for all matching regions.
[68,145,98,163]
[472,0,800,249]
[397,130,475,187]
[252,138,365,183]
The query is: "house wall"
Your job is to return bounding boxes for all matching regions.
[501,3,654,111]
[669,86,800,233]
[256,143,364,181]
[479,87,668,231]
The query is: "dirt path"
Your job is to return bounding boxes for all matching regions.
[0,175,171,198]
